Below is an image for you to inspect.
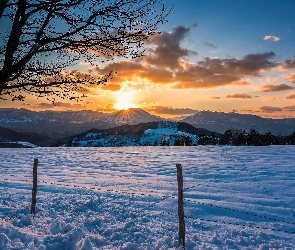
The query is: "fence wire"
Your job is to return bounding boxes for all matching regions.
[1,176,294,236]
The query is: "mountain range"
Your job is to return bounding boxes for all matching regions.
[0,108,162,141]
[182,110,295,135]
[1,108,295,147]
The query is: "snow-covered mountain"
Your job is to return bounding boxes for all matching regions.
[105,108,162,124]
[61,121,214,147]
[1,108,295,145]
[0,108,163,141]
[181,110,295,135]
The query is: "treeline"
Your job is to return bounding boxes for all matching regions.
[198,128,295,146]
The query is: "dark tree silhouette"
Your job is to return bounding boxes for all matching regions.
[220,128,234,145]
[285,131,295,145]
[259,132,278,145]
[0,0,169,102]
[247,128,261,146]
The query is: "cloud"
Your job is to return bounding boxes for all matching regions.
[265,77,277,83]
[225,93,252,99]
[32,103,56,108]
[100,83,121,91]
[241,109,253,113]
[259,84,294,92]
[173,52,277,89]
[232,80,252,85]
[145,26,198,69]
[204,42,217,49]
[87,25,279,90]
[29,102,86,109]
[285,92,295,100]
[262,36,281,42]
[258,106,283,112]
[102,103,117,112]
[283,105,295,111]
[92,61,174,84]
[99,51,278,89]
[285,73,295,83]
[172,65,240,88]
[145,106,198,115]
[278,59,295,71]
[79,61,91,66]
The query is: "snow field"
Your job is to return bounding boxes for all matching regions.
[0,146,295,249]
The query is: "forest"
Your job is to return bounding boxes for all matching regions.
[197,128,295,146]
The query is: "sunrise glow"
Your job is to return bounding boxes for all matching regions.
[114,101,138,110]
[113,92,138,110]
[1,1,295,119]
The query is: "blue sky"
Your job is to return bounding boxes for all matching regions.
[162,0,295,60]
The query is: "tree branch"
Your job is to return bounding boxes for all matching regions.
[0,0,170,102]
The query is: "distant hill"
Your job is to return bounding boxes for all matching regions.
[58,121,216,147]
[181,111,295,135]
[1,108,295,147]
[106,109,163,124]
[0,108,163,144]
[0,126,47,147]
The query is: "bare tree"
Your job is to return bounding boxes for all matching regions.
[0,0,169,102]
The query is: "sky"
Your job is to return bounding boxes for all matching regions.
[1,0,295,119]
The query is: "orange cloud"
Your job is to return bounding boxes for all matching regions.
[226,93,252,99]
[101,84,121,91]
[265,77,277,83]
[279,59,295,71]
[145,106,198,115]
[258,106,283,113]
[27,102,86,110]
[285,73,295,83]
[285,92,295,100]
[199,52,277,76]
[231,80,252,85]
[260,84,294,92]
[85,26,280,90]
[283,105,295,111]
[101,103,117,112]
[172,52,277,89]
[92,61,174,84]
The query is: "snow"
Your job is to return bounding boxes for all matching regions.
[72,126,198,147]
[144,128,177,135]
[1,146,295,249]
[0,141,38,148]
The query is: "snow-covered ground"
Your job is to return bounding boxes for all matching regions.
[1,146,295,249]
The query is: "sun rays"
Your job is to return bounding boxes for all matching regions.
[114,92,138,110]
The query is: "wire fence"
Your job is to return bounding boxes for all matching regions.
[1,173,295,237]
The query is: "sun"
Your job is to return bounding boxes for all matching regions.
[114,92,138,110]
[114,101,137,110]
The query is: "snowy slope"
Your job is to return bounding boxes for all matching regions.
[1,146,295,249]
[69,121,199,147]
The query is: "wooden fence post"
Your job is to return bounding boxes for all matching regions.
[176,163,185,249]
[31,158,38,216]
